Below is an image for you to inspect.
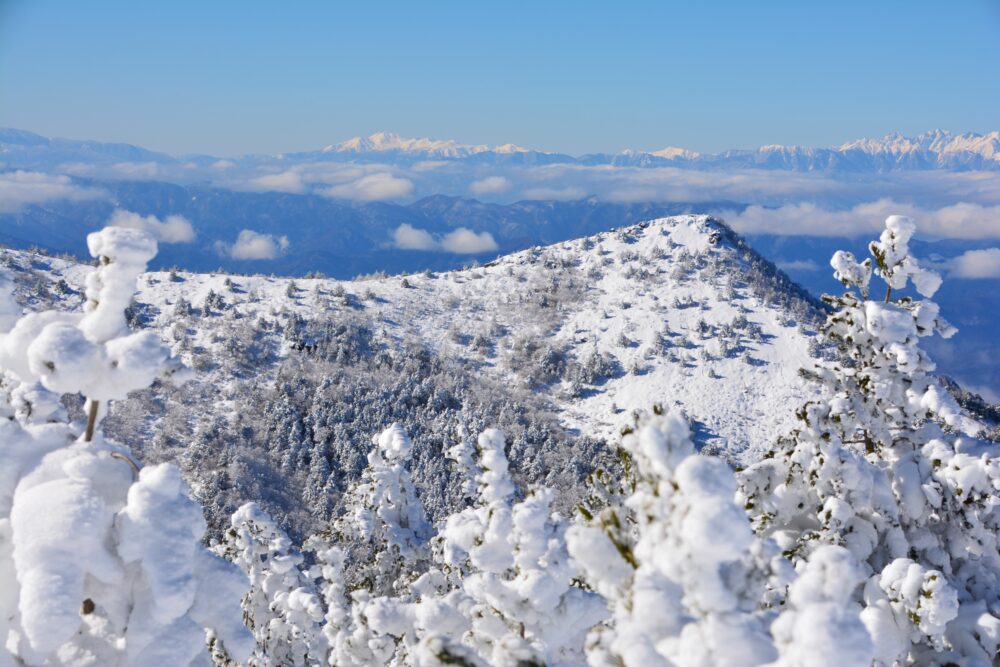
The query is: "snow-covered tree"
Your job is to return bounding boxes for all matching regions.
[766,545,874,667]
[281,424,432,666]
[223,503,326,666]
[362,428,605,666]
[334,423,432,596]
[0,227,252,666]
[302,535,396,667]
[738,215,998,664]
[567,408,793,667]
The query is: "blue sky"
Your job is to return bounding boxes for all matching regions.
[1,0,998,156]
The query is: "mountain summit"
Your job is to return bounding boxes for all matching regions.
[321,131,531,158]
[3,214,825,537]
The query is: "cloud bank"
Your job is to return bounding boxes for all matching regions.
[216,229,289,260]
[391,225,498,254]
[441,228,499,254]
[393,223,438,251]
[324,172,414,201]
[717,200,1000,240]
[108,209,195,243]
[469,176,510,196]
[0,171,104,213]
[249,171,307,194]
[948,248,1000,278]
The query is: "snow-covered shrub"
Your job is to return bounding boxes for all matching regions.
[223,503,326,666]
[738,215,997,665]
[326,424,432,596]
[569,350,620,390]
[767,545,874,666]
[568,408,794,667]
[0,227,252,666]
[359,428,605,666]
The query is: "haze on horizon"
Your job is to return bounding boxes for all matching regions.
[1,0,999,156]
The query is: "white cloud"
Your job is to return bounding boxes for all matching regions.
[248,170,306,193]
[212,159,236,170]
[390,224,498,254]
[0,170,105,213]
[217,229,289,260]
[469,176,510,196]
[441,228,498,254]
[948,248,1000,278]
[324,173,413,201]
[718,199,1000,239]
[393,224,438,250]
[108,209,195,243]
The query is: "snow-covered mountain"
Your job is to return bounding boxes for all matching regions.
[3,127,998,171]
[321,130,532,158]
[7,212,999,666]
[2,215,825,537]
[270,128,1000,170]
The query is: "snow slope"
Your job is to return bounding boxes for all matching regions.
[2,215,825,533]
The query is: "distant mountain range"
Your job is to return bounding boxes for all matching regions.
[3,127,999,172]
[2,127,998,399]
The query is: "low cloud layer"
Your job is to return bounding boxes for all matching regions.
[249,171,306,194]
[391,224,498,254]
[324,172,414,201]
[15,145,1000,243]
[216,229,289,260]
[469,176,510,196]
[109,209,195,243]
[948,248,1000,278]
[521,186,587,201]
[717,200,1000,240]
[0,171,104,213]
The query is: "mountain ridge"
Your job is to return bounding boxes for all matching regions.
[1,214,826,537]
[4,127,999,172]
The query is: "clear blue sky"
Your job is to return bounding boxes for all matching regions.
[1,0,998,156]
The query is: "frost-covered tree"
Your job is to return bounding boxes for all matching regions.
[223,503,326,666]
[567,408,877,667]
[0,227,252,666]
[738,215,998,665]
[766,545,874,666]
[362,428,605,666]
[295,425,434,667]
[333,424,432,596]
[302,535,395,667]
[568,409,786,667]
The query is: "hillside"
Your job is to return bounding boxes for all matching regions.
[3,215,826,537]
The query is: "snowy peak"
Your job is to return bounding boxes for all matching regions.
[837,129,1000,163]
[4,127,999,172]
[583,130,1000,171]
[650,146,702,160]
[321,131,530,158]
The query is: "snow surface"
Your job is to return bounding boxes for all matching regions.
[3,215,822,465]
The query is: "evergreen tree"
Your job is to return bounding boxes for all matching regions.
[738,215,995,664]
